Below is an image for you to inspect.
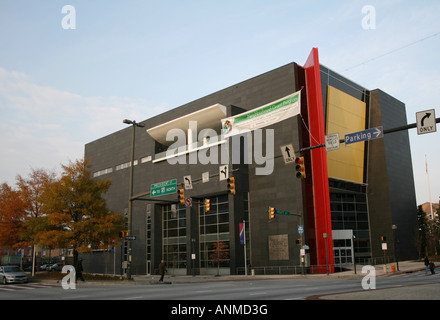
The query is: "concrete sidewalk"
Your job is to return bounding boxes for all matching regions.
[310,260,439,300]
[132,260,425,283]
[314,283,440,300]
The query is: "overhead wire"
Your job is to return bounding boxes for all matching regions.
[344,31,440,71]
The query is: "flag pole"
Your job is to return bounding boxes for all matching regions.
[426,155,434,219]
[243,220,247,276]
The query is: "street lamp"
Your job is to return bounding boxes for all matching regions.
[123,119,144,280]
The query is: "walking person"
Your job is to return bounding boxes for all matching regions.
[76,258,85,282]
[430,261,436,275]
[158,260,167,282]
[424,256,430,274]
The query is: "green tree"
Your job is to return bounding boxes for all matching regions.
[41,159,124,265]
[16,169,56,251]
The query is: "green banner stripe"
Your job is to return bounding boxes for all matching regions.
[233,94,299,124]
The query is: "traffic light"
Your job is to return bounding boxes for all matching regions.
[227,177,236,195]
[296,239,302,246]
[269,207,275,220]
[295,156,306,179]
[178,188,185,205]
[381,236,387,242]
[119,230,128,239]
[205,199,211,212]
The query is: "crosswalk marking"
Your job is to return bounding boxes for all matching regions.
[0,283,59,292]
[388,270,440,278]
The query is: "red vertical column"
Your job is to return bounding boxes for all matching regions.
[303,48,334,273]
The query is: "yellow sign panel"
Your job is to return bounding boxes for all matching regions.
[326,86,366,183]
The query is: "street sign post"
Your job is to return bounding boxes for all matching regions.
[150,179,177,197]
[219,165,229,181]
[280,144,295,164]
[325,133,340,151]
[345,126,383,145]
[184,175,192,190]
[275,209,290,216]
[416,109,436,135]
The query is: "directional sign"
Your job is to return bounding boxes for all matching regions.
[219,165,229,181]
[325,133,340,152]
[275,209,290,216]
[345,126,383,145]
[280,144,295,164]
[125,236,136,240]
[150,179,177,197]
[416,109,436,135]
[184,175,192,190]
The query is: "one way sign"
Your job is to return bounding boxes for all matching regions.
[280,144,295,165]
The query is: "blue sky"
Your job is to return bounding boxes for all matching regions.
[0,0,439,205]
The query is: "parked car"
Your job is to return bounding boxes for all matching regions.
[48,263,64,272]
[0,265,29,284]
[40,264,51,271]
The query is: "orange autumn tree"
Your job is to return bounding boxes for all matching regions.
[0,183,27,248]
[209,241,230,266]
[41,159,124,265]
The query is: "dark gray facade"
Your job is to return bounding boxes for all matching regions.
[368,89,418,261]
[84,63,307,275]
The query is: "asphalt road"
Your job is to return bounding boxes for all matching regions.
[1,269,439,301]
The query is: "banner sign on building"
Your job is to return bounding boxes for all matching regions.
[239,223,245,245]
[221,90,301,137]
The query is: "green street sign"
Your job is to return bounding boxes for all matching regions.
[275,209,290,216]
[150,179,177,197]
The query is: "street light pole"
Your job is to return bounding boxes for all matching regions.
[123,119,144,280]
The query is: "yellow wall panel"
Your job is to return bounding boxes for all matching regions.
[326,86,366,183]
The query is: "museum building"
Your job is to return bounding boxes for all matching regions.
[83,48,418,275]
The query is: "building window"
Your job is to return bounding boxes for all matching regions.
[93,167,113,177]
[116,160,138,171]
[199,194,230,269]
[162,204,187,270]
[329,179,370,262]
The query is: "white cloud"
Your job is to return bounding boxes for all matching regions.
[0,67,163,185]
